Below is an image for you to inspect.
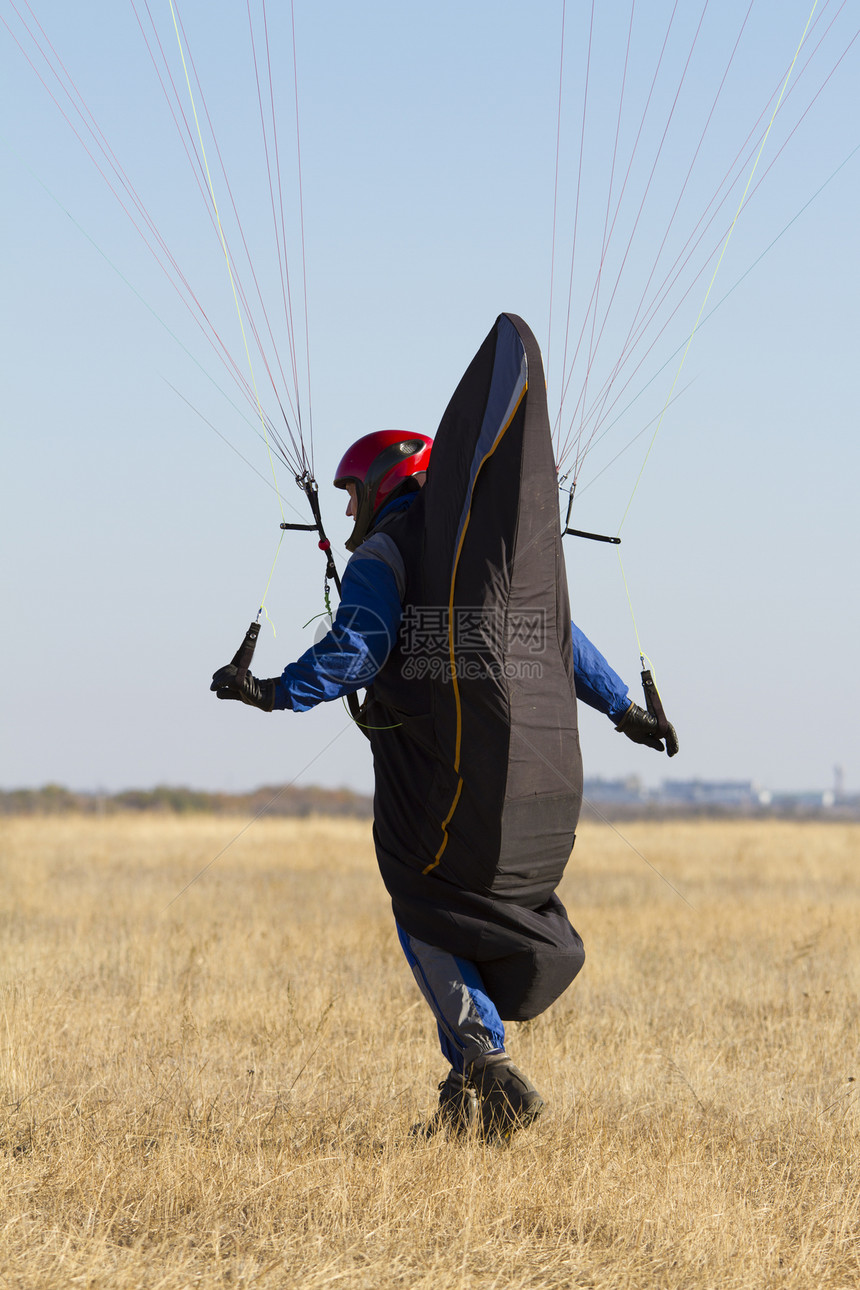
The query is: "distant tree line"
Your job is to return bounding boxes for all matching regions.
[0,783,373,818]
[3,782,855,821]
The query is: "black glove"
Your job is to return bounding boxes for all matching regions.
[210,665,276,712]
[616,701,679,757]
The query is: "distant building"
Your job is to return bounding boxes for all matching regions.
[583,776,645,806]
[580,776,860,818]
[659,779,760,808]
[768,788,840,812]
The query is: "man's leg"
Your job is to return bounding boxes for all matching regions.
[396,924,505,1073]
[396,925,544,1137]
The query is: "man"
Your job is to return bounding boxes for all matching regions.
[212,316,677,1139]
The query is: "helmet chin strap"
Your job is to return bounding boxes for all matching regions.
[345,484,374,552]
[345,475,422,552]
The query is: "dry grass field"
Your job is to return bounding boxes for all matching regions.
[1,813,857,1289]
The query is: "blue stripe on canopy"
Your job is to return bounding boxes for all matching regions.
[451,314,528,575]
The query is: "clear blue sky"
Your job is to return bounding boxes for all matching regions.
[2,1,858,797]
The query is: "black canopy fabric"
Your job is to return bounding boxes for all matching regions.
[366,315,585,1020]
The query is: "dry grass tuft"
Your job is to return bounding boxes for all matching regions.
[1,815,857,1288]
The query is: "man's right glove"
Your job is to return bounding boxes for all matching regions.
[615,702,679,757]
[210,665,277,712]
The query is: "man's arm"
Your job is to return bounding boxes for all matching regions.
[570,620,630,721]
[571,619,678,756]
[212,535,405,712]
[273,538,404,710]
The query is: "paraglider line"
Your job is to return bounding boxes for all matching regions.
[133,0,305,457]
[175,4,305,460]
[615,0,822,538]
[569,0,752,474]
[0,125,312,526]
[546,0,568,381]
[247,0,305,441]
[571,0,637,468]
[4,1,243,399]
[616,547,646,665]
[555,0,595,433]
[555,0,680,462]
[571,127,859,491]
[289,0,315,473]
[582,797,695,910]
[167,0,286,559]
[574,0,707,470]
[164,382,307,520]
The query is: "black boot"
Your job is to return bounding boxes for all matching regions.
[467,1053,545,1139]
[412,1069,479,1138]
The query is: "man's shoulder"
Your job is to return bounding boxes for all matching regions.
[351,488,424,598]
[346,531,407,601]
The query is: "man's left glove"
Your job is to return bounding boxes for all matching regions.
[616,702,679,757]
[210,665,276,712]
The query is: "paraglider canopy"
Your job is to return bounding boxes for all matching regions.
[367,313,586,1021]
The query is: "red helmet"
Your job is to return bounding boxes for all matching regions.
[334,430,432,550]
